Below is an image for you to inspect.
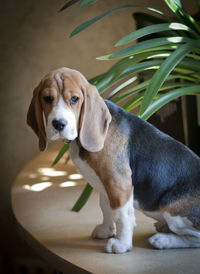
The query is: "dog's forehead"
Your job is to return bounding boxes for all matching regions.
[62,72,82,88]
[42,68,86,95]
[40,73,58,92]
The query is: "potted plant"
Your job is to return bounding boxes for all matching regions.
[54,0,200,211]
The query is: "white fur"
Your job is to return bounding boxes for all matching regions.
[105,191,136,253]
[70,141,136,253]
[149,212,200,249]
[70,141,115,239]
[92,194,116,239]
[70,141,107,195]
[149,233,197,249]
[46,97,77,142]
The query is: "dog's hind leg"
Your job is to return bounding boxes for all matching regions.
[149,232,200,249]
[149,211,200,249]
[142,210,170,233]
[154,221,171,233]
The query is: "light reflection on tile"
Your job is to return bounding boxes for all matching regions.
[28,173,38,179]
[23,182,52,192]
[38,168,67,177]
[68,174,83,180]
[60,181,78,188]
[40,176,50,181]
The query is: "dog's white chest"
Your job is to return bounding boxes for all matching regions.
[70,141,107,196]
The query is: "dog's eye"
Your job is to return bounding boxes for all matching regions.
[70,96,79,105]
[43,96,53,104]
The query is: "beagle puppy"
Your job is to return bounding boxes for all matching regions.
[27,67,200,253]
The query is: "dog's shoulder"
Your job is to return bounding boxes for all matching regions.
[104,99,169,144]
[105,99,199,162]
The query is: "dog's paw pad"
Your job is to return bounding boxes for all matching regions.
[105,238,132,254]
[149,233,174,249]
[92,224,115,239]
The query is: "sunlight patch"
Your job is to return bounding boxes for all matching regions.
[23,182,52,192]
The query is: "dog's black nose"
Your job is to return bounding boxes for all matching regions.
[52,119,67,131]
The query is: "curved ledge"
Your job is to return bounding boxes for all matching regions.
[11,142,200,273]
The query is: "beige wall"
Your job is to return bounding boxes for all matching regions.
[0,0,198,263]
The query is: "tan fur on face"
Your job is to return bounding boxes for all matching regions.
[40,68,86,121]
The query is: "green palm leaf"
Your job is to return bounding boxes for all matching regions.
[139,39,200,115]
[70,5,170,37]
[72,183,93,211]
[96,60,163,93]
[115,22,198,47]
[51,143,70,166]
[59,0,80,12]
[98,37,193,60]
[78,0,98,8]
[140,85,200,120]
[164,0,200,33]
[113,76,191,105]
[123,92,145,112]
[108,76,138,99]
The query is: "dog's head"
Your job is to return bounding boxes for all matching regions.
[27,67,112,152]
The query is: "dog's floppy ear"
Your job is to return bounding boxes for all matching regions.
[27,84,47,151]
[79,83,112,152]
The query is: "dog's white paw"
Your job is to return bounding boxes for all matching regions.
[92,224,116,239]
[105,238,132,254]
[149,233,175,249]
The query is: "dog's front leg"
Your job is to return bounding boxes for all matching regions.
[105,191,136,254]
[92,193,116,239]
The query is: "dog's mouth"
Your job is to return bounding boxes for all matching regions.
[59,131,77,143]
[47,133,74,145]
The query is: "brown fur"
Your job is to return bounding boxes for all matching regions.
[79,119,133,209]
[160,195,200,229]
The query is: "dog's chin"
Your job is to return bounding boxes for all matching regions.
[60,135,75,144]
[47,132,77,143]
